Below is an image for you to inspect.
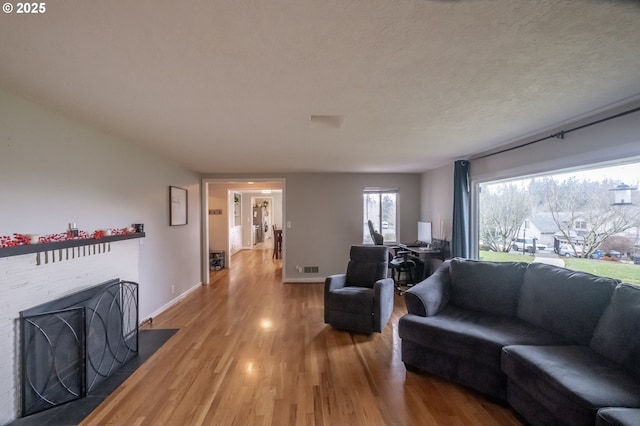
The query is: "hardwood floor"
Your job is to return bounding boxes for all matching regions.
[82,248,523,426]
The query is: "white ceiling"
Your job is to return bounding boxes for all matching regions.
[1,0,639,174]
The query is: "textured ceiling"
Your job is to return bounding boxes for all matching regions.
[1,0,639,174]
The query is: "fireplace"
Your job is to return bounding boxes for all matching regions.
[19,279,139,417]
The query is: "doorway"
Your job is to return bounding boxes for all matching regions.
[201,179,285,284]
[251,196,274,247]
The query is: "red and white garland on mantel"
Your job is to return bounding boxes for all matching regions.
[0,228,136,248]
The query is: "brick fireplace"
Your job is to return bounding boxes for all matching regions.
[0,236,142,424]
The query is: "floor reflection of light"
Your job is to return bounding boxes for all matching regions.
[260,318,273,330]
[246,361,254,375]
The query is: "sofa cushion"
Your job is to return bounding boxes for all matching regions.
[517,263,617,344]
[502,345,640,426]
[591,283,640,378]
[597,408,640,426]
[449,258,528,317]
[327,287,373,315]
[398,305,572,369]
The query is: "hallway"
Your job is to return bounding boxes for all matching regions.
[82,249,521,425]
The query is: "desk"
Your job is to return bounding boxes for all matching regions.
[398,245,444,281]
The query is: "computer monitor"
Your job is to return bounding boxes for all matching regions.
[417,221,432,245]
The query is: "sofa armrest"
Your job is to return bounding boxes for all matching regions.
[325,274,347,292]
[403,261,450,316]
[374,277,395,300]
[374,277,395,332]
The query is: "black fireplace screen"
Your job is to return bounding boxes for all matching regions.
[20,279,139,417]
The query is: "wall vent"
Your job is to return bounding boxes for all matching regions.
[303,266,319,273]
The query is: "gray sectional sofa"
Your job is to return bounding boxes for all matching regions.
[398,258,640,426]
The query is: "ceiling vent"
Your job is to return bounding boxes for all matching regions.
[309,115,343,129]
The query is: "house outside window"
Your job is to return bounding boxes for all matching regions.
[363,189,398,244]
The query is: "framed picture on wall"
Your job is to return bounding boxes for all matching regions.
[170,186,188,226]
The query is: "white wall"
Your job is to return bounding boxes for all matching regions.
[0,90,202,423]
[420,163,454,241]
[283,173,420,281]
[207,184,230,254]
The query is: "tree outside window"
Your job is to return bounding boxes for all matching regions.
[479,183,531,252]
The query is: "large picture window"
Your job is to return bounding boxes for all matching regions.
[363,189,398,244]
[477,161,640,284]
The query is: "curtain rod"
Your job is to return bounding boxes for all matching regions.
[473,106,640,160]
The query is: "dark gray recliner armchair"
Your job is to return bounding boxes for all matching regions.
[324,245,395,333]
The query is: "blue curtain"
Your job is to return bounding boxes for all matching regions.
[452,160,470,258]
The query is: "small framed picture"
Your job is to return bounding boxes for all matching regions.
[169,186,188,226]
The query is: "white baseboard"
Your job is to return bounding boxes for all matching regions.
[140,281,202,324]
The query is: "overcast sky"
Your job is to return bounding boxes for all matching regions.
[554,161,640,185]
[483,160,640,191]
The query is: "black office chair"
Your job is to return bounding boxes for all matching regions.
[367,219,384,245]
[367,220,416,292]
